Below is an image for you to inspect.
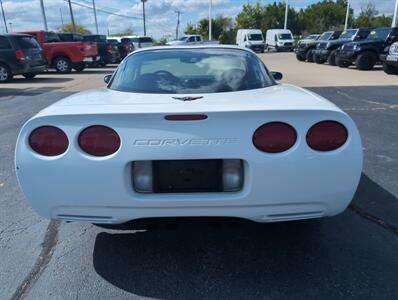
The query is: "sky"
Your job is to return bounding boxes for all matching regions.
[0,0,396,39]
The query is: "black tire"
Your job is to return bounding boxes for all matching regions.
[314,55,326,64]
[296,54,306,62]
[0,63,12,82]
[260,49,265,53]
[22,73,37,79]
[306,49,314,62]
[382,62,398,75]
[336,56,350,68]
[73,63,85,72]
[355,51,377,71]
[54,57,72,73]
[327,50,337,66]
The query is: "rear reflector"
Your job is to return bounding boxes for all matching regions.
[15,50,26,61]
[165,114,207,121]
[253,122,297,153]
[306,121,348,151]
[78,125,120,156]
[29,126,69,156]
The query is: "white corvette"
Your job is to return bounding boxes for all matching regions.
[15,46,362,224]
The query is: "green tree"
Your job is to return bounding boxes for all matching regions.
[184,15,233,41]
[353,2,392,28]
[111,27,134,37]
[58,23,91,34]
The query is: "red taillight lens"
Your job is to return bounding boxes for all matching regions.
[15,50,26,61]
[29,126,69,156]
[78,125,120,156]
[253,122,297,153]
[306,121,348,151]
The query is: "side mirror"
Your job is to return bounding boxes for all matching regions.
[271,71,283,81]
[104,74,112,84]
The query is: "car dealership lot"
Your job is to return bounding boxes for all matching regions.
[1,55,398,300]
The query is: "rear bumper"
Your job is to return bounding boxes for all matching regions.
[16,110,363,224]
[12,62,47,75]
[313,49,330,60]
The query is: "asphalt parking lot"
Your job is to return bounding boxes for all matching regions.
[1,53,398,300]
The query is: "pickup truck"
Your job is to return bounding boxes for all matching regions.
[335,27,398,70]
[296,31,342,62]
[313,28,372,65]
[380,42,398,75]
[19,31,98,73]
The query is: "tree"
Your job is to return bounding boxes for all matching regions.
[353,2,392,28]
[58,23,91,34]
[184,15,233,41]
[110,27,134,37]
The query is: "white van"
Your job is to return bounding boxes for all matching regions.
[236,29,265,53]
[265,29,295,52]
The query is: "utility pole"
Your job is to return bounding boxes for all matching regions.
[60,8,64,27]
[208,0,212,40]
[92,0,99,34]
[393,0,398,27]
[67,0,77,32]
[284,0,288,29]
[40,0,48,31]
[344,0,350,31]
[141,0,147,36]
[175,10,182,39]
[0,0,7,33]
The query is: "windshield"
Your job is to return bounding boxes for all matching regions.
[339,29,357,39]
[248,34,263,41]
[15,36,40,49]
[278,33,292,40]
[109,48,274,94]
[304,35,319,40]
[318,32,333,41]
[367,28,391,41]
[178,36,188,41]
[139,37,153,43]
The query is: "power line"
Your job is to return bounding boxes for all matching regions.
[63,0,141,20]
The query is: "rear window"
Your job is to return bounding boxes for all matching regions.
[43,32,61,43]
[139,37,153,43]
[0,36,12,49]
[109,48,274,94]
[15,36,40,49]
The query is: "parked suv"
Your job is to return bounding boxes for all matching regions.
[335,27,398,70]
[313,28,372,65]
[0,34,46,82]
[380,42,398,75]
[83,34,113,66]
[296,31,342,62]
[19,31,98,73]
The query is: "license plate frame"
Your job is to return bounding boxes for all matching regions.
[153,159,223,193]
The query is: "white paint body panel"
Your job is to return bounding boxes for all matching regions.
[15,46,363,224]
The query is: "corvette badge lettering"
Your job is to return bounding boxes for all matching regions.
[133,138,238,146]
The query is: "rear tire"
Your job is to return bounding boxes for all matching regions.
[54,57,72,73]
[382,62,398,75]
[327,50,337,66]
[306,49,314,62]
[73,63,85,72]
[0,64,12,82]
[355,51,377,71]
[296,54,306,62]
[22,73,37,79]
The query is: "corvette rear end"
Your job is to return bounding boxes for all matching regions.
[15,46,362,224]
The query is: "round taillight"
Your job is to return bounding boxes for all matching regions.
[29,126,69,156]
[78,125,120,156]
[307,121,348,151]
[253,122,297,153]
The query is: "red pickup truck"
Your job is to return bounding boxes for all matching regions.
[19,31,98,73]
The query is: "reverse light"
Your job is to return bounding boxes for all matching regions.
[29,126,69,156]
[253,122,297,153]
[222,159,243,192]
[78,125,120,156]
[306,121,348,151]
[132,161,153,193]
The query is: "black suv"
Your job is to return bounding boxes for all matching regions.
[336,27,398,70]
[83,34,113,67]
[313,28,372,65]
[0,34,46,82]
[380,42,398,75]
[296,31,342,62]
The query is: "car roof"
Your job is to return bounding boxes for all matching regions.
[0,33,34,38]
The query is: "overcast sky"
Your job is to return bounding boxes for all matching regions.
[0,0,396,38]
